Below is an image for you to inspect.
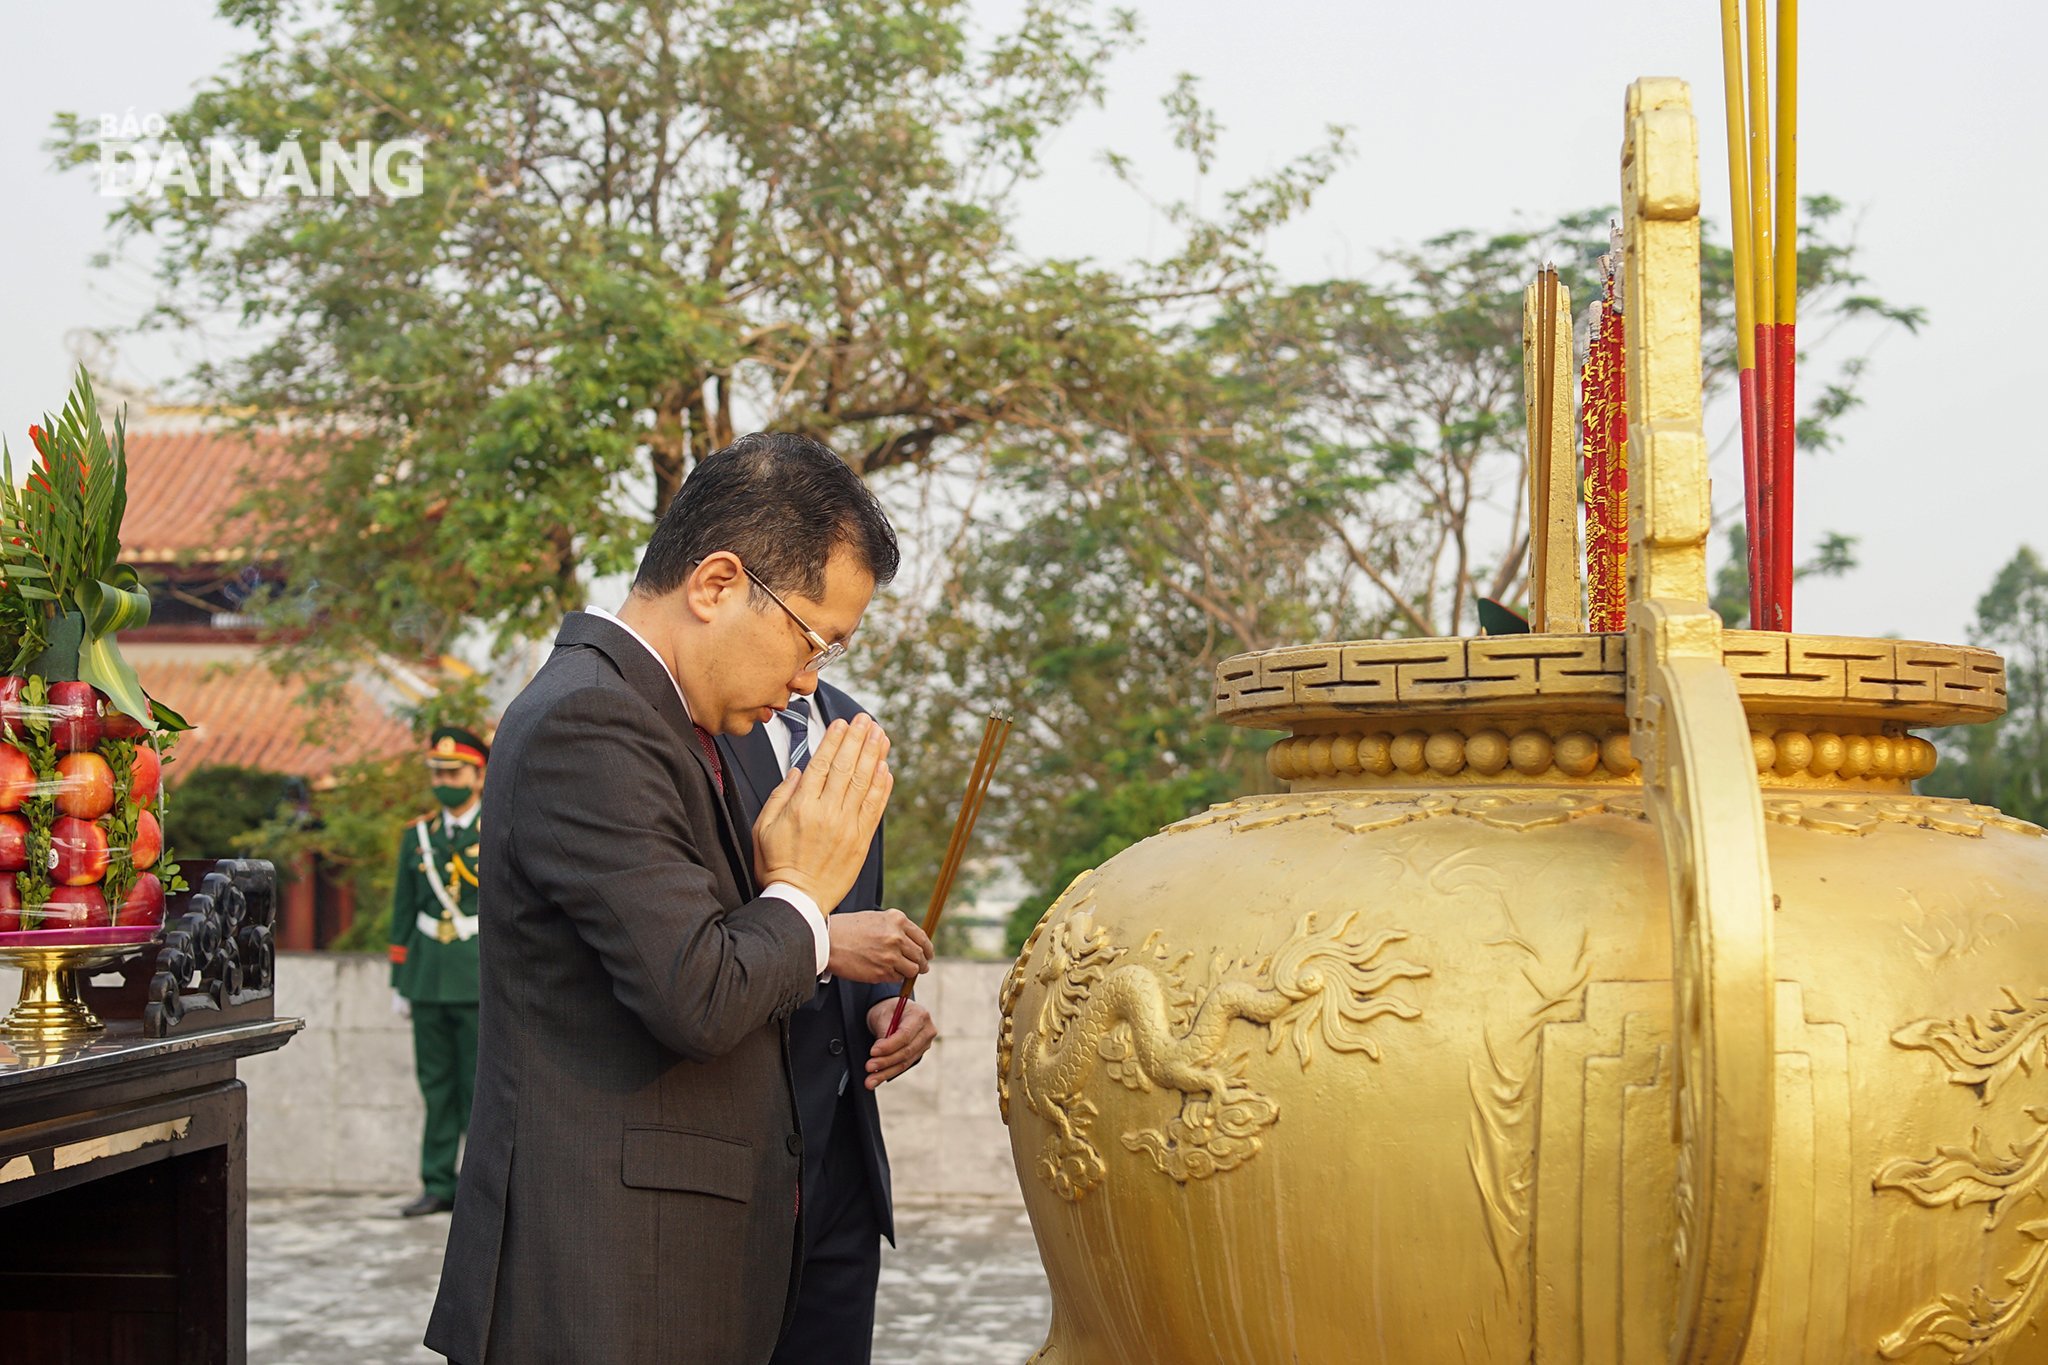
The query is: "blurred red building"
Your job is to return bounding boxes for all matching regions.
[118,412,414,949]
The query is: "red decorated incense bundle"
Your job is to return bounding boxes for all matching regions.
[1771,0,1799,628]
[1720,0,1765,626]
[1581,238,1629,633]
[1722,0,1799,630]
[1745,0,1781,626]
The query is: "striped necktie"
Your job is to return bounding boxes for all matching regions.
[778,696,812,772]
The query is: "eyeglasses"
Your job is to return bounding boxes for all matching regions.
[740,564,848,673]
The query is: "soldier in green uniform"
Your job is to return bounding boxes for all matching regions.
[387,726,488,1218]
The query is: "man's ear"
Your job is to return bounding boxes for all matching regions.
[682,552,745,625]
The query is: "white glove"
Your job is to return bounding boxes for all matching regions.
[391,990,412,1020]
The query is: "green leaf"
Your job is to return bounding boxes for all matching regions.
[147,696,192,734]
[77,633,153,731]
[79,578,152,638]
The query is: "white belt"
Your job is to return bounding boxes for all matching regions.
[418,910,480,943]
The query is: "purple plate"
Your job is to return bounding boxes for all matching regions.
[0,923,160,950]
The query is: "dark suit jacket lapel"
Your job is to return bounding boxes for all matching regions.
[812,683,856,728]
[553,611,753,893]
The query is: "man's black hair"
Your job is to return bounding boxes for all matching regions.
[632,432,899,602]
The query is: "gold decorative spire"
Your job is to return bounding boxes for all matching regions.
[1622,76,1776,1365]
[1523,268,1581,631]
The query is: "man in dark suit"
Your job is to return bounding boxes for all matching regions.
[722,684,938,1365]
[426,433,936,1365]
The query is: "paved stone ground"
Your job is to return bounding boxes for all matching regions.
[249,1192,1051,1364]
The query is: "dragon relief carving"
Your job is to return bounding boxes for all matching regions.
[1877,988,2048,1362]
[1891,989,2048,1101]
[1006,885,1430,1201]
[1901,893,2019,970]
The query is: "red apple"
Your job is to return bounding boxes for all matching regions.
[130,810,162,870]
[0,875,19,932]
[49,681,103,752]
[43,883,109,929]
[102,700,153,741]
[0,813,27,873]
[0,744,34,812]
[55,751,115,820]
[0,677,24,740]
[51,816,109,886]
[129,746,162,806]
[115,872,164,927]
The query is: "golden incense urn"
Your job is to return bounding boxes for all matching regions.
[1000,81,2048,1363]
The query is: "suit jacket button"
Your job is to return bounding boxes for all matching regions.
[786,1133,802,1155]
[827,1039,845,1056]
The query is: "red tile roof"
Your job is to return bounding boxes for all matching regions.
[129,651,412,785]
[120,429,298,563]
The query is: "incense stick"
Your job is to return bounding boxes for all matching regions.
[925,716,1005,933]
[1533,268,1558,629]
[1720,0,1765,628]
[1773,0,1799,630]
[885,712,1012,1038]
[1745,0,1779,623]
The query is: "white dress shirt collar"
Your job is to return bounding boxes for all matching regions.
[764,694,824,776]
[585,605,693,722]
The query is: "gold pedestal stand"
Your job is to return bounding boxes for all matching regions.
[0,941,142,1039]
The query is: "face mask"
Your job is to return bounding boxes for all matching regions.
[433,784,473,810]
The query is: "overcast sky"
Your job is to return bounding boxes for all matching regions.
[1,1,2039,646]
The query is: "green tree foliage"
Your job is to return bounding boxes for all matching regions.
[859,228,1375,948]
[168,757,429,952]
[262,754,441,952]
[51,0,1341,678]
[1922,547,2048,823]
[55,1,1345,952]
[864,498,1283,952]
[171,764,299,864]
